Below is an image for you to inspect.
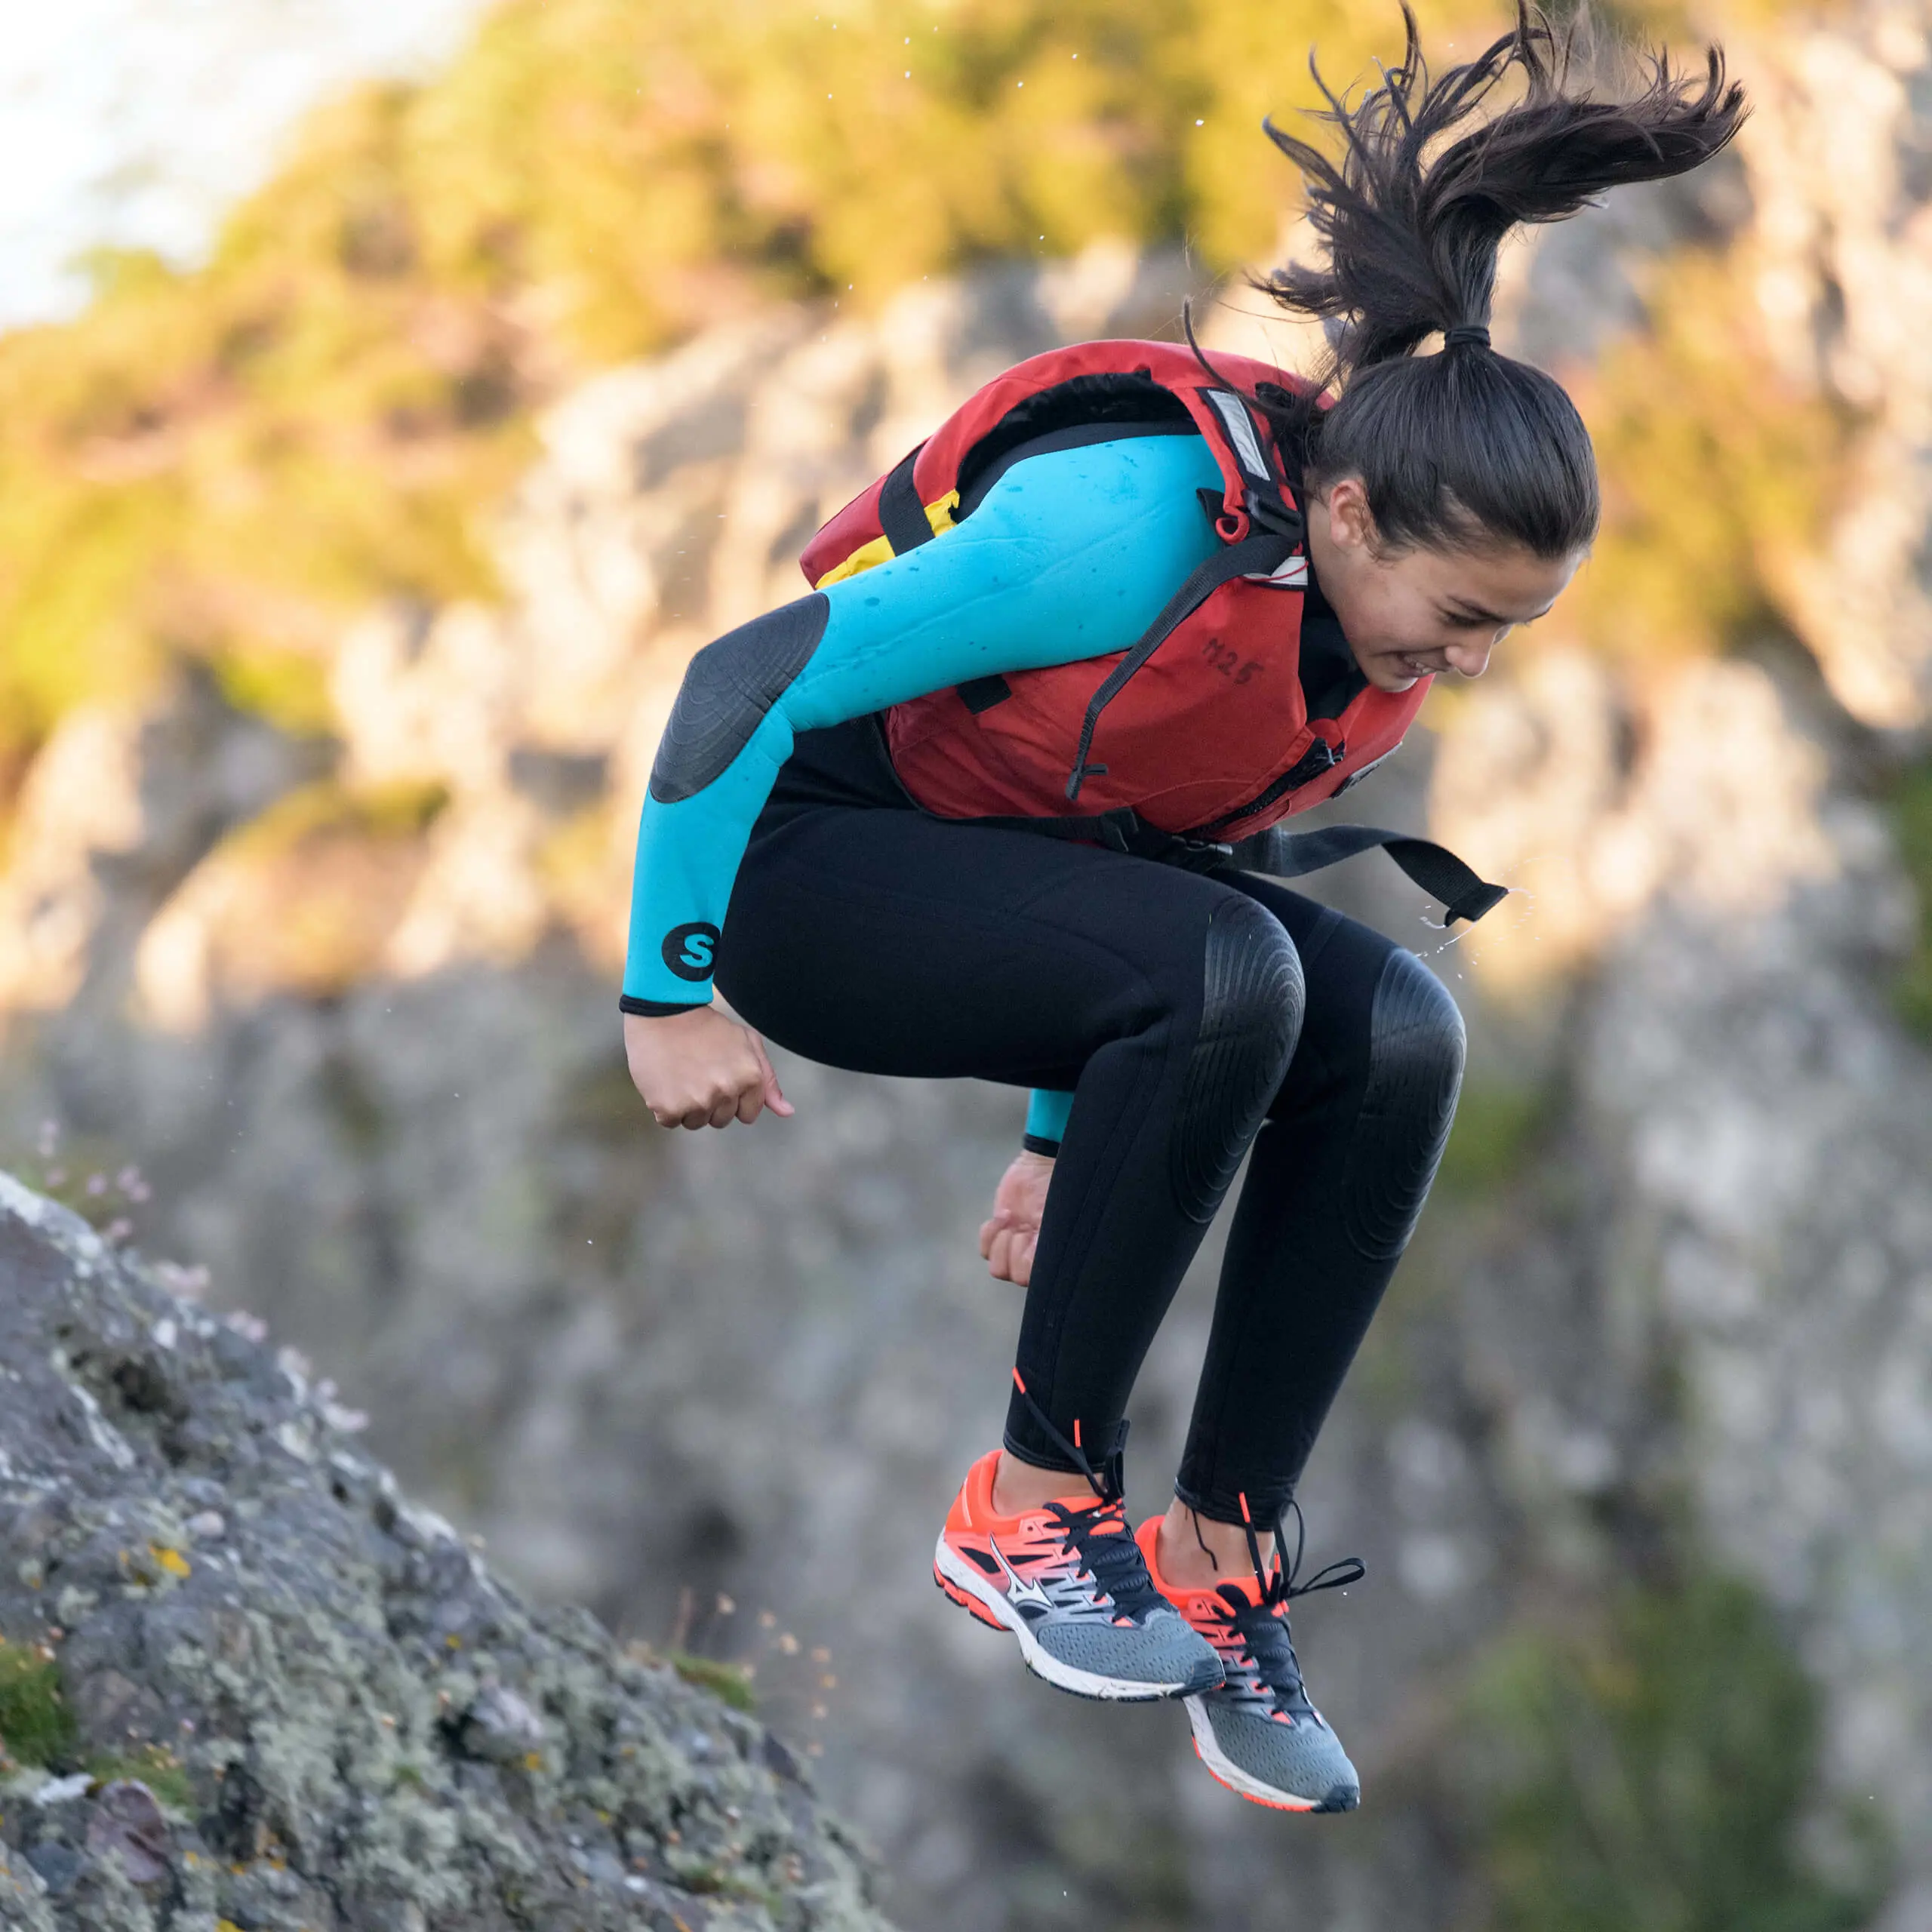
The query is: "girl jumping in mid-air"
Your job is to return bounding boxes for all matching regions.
[620,6,1744,1814]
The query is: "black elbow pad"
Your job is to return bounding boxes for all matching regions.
[648,593,831,804]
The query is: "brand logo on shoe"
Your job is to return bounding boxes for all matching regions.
[986,1537,1054,1617]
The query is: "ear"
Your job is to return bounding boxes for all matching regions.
[1321,475,1378,554]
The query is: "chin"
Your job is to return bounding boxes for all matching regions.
[1368,664,1423,694]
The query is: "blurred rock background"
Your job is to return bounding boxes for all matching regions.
[1,1,1929,1927]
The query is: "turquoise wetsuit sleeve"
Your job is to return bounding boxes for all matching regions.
[623,431,1226,1008]
[1024,1088,1075,1154]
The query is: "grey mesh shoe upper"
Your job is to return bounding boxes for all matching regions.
[1168,1497,1365,1811]
[1186,1587,1361,1810]
[1025,1588,1222,1691]
[999,1497,1225,1692]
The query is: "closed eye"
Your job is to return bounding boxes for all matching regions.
[1443,601,1555,629]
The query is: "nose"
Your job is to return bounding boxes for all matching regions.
[1443,632,1501,678]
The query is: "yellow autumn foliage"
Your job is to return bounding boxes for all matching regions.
[0,0,1844,789]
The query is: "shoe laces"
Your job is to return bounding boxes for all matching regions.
[1218,1494,1364,1719]
[1007,1371,1169,1621]
[1048,1496,1172,1620]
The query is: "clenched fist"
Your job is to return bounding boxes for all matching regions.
[979,1148,1054,1286]
[624,1006,793,1128]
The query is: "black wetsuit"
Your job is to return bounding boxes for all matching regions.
[627,431,1464,1522]
[715,708,1463,1523]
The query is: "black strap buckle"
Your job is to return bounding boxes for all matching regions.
[1243,485,1305,542]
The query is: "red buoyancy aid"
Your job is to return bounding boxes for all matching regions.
[799,338,1506,923]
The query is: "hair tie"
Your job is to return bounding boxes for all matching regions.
[1442,324,1492,350]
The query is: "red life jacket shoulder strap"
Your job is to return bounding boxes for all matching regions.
[799,340,1315,586]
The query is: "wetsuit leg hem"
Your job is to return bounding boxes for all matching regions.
[998,1430,1091,1480]
[1171,1471,1295,1528]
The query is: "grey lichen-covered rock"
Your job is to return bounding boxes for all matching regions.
[0,1173,892,1932]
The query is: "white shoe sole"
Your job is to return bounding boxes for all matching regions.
[933,1534,1206,1702]
[1183,1696,1356,1812]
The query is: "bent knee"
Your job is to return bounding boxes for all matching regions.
[1342,949,1466,1260]
[1368,947,1466,1103]
[1170,897,1304,1224]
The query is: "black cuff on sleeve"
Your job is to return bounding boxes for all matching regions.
[1022,1134,1062,1158]
[620,995,709,1017]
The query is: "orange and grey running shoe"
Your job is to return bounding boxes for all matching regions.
[1136,1497,1364,1813]
[932,1383,1223,1702]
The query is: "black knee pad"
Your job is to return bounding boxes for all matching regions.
[1342,948,1466,1261]
[648,593,830,803]
[1171,897,1304,1225]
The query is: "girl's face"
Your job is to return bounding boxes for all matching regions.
[1306,475,1585,693]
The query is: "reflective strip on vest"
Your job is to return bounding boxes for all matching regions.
[1203,389,1270,482]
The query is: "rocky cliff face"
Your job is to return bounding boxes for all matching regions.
[0,1173,891,1932]
[2,4,1930,1927]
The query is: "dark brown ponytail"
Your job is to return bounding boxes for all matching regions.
[1252,4,1749,558]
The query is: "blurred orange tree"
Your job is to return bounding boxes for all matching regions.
[0,0,1466,774]
[0,0,1839,790]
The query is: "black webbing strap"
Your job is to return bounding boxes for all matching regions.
[946,804,1232,872]
[938,804,1506,922]
[1227,823,1509,927]
[877,444,934,556]
[1065,528,1296,802]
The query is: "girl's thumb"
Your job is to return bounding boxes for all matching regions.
[751,1035,793,1117]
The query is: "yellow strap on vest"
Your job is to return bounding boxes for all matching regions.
[813,491,960,589]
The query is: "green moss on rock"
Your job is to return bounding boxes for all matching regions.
[666,1650,757,1715]
[0,1644,78,1770]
